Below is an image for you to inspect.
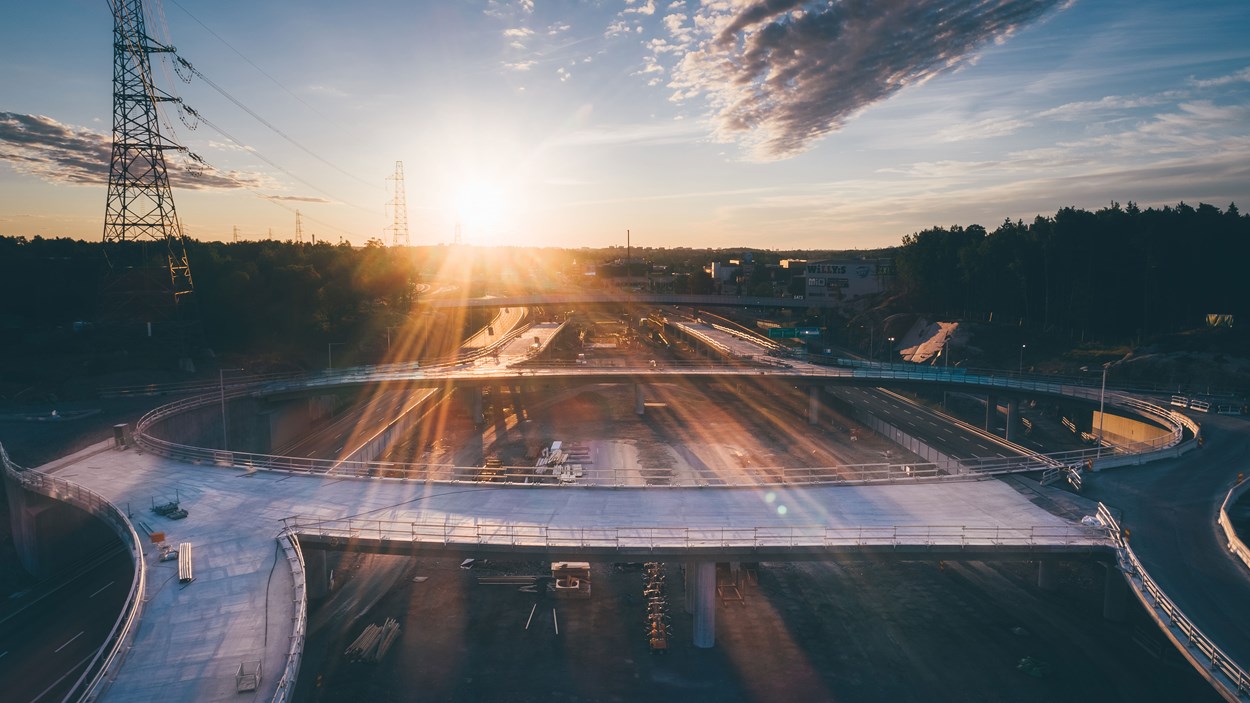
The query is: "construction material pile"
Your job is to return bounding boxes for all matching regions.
[345,618,401,663]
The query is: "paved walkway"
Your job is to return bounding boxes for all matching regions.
[39,440,1098,702]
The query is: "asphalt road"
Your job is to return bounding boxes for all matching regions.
[829,386,1016,461]
[1084,413,1250,674]
[0,539,132,703]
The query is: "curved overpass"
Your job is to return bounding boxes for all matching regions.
[11,356,1243,703]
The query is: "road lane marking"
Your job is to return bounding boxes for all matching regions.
[89,581,114,599]
[55,631,84,653]
[28,650,93,703]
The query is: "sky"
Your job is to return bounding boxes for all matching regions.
[0,0,1248,250]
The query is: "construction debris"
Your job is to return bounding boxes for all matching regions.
[345,618,401,663]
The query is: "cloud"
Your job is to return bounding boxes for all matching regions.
[1191,66,1250,89]
[263,194,333,204]
[669,0,1068,160]
[625,0,657,16]
[0,111,268,191]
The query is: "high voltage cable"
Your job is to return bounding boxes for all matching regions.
[175,56,379,190]
[180,104,366,211]
[165,0,335,125]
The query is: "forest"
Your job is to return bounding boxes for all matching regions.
[892,201,1248,338]
[0,200,1245,371]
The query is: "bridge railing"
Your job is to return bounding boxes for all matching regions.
[1097,503,1250,700]
[281,516,1109,551]
[271,529,309,703]
[0,443,147,703]
[133,361,1196,487]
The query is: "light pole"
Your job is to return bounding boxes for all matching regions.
[219,367,241,452]
[887,336,895,362]
[385,326,399,352]
[1097,362,1109,459]
[1019,344,1026,374]
[328,342,346,370]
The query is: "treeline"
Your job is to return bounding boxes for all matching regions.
[894,202,1249,337]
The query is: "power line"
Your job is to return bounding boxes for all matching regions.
[174,55,378,190]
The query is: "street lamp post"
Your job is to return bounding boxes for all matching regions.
[887,336,895,362]
[328,342,346,370]
[219,367,242,452]
[385,326,398,352]
[1097,363,1109,459]
[1019,344,1026,374]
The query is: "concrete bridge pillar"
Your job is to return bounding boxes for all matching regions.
[1006,399,1020,441]
[635,383,645,416]
[304,549,330,600]
[1037,560,1059,591]
[689,561,717,648]
[511,384,527,420]
[1102,563,1129,621]
[466,385,484,425]
[5,472,45,577]
[985,394,999,432]
[808,385,820,425]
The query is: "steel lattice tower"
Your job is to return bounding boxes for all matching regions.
[100,0,195,331]
[386,161,410,247]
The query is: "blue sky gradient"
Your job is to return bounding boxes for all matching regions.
[1,0,1247,248]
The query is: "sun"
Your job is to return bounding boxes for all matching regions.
[453,181,508,240]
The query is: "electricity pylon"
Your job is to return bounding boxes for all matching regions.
[99,0,197,348]
[385,161,409,247]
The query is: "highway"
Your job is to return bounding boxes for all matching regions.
[1086,413,1250,683]
[0,545,132,703]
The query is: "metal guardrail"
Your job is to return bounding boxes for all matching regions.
[132,362,1196,487]
[1218,477,1250,573]
[281,516,1109,551]
[1098,503,1250,701]
[271,530,308,703]
[0,442,147,703]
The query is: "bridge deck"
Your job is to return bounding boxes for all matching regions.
[40,441,1102,703]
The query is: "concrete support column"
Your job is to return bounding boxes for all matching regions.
[635,383,645,416]
[985,394,999,432]
[808,385,820,425]
[305,549,330,600]
[1102,563,1129,621]
[468,385,484,425]
[4,473,41,577]
[1006,399,1020,441]
[1037,560,1059,591]
[512,384,526,420]
[690,561,716,648]
[684,561,696,614]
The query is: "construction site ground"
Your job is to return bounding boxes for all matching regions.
[304,341,1216,701]
[298,553,1216,703]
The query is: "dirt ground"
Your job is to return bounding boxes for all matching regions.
[297,554,1217,703]
[307,342,1220,702]
[382,379,924,485]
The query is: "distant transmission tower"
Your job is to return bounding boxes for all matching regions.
[99,0,197,345]
[295,210,304,243]
[232,225,239,242]
[454,221,463,245]
[385,161,410,246]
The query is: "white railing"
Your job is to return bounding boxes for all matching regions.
[271,530,308,703]
[0,443,147,703]
[1098,503,1250,700]
[1218,476,1250,572]
[280,516,1108,551]
[132,362,1197,488]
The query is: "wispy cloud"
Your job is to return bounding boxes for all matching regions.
[263,194,333,204]
[669,0,1069,160]
[0,111,269,191]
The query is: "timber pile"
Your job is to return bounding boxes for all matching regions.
[345,618,401,663]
